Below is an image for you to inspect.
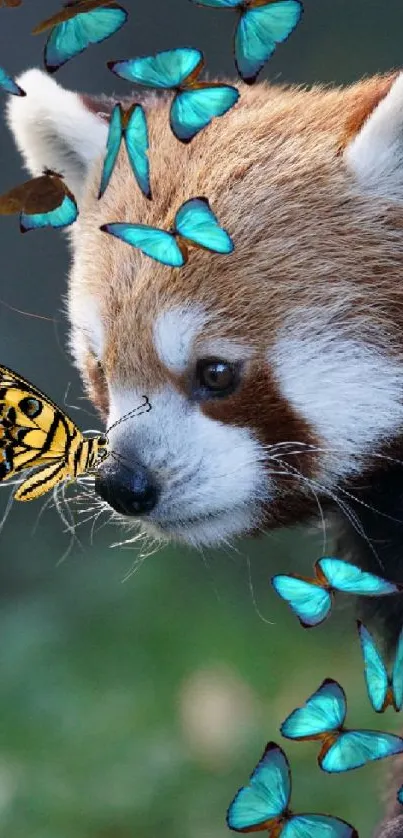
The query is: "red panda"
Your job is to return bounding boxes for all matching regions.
[6,67,403,835]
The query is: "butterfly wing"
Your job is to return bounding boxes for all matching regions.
[0,65,25,96]
[21,194,78,232]
[101,223,185,267]
[43,5,128,73]
[271,574,332,628]
[0,364,79,484]
[174,197,234,254]
[98,103,123,199]
[227,742,290,832]
[318,557,401,596]
[0,174,78,231]
[124,105,152,199]
[320,730,403,773]
[397,785,403,806]
[282,814,357,838]
[235,0,302,83]
[392,626,403,711]
[189,0,240,6]
[33,1,107,33]
[170,85,239,142]
[281,679,346,740]
[14,461,68,502]
[108,48,203,89]
[357,621,389,713]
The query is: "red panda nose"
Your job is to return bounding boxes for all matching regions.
[95,457,159,516]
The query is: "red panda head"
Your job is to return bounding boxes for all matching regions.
[7,68,403,547]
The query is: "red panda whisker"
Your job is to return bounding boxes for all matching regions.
[51,481,84,567]
[121,554,153,583]
[53,481,79,544]
[262,465,328,555]
[272,456,383,570]
[75,510,103,530]
[90,509,116,545]
[0,484,16,536]
[261,442,403,526]
[89,508,105,545]
[77,504,102,516]
[268,440,403,474]
[334,482,403,527]
[32,489,56,536]
[244,553,276,626]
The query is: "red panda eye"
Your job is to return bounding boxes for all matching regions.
[193,358,240,399]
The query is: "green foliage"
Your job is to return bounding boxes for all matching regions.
[0,515,395,837]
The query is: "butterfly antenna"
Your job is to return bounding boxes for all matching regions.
[106,395,151,434]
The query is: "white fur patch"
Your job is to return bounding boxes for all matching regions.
[153,306,255,374]
[273,327,403,480]
[344,72,403,201]
[107,385,268,547]
[153,306,207,373]
[7,68,108,197]
[69,291,104,368]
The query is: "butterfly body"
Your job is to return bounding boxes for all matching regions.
[99,103,151,200]
[0,365,108,501]
[0,170,78,232]
[108,48,239,143]
[280,678,403,774]
[227,741,357,836]
[189,0,302,83]
[357,621,403,712]
[33,0,128,73]
[101,196,234,267]
[272,557,402,628]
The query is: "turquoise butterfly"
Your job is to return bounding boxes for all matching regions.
[0,66,25,96]
[358,621,403,713]
[99,103,151,200]
[101,197,234,267]
[108,47,239,143]
[32,0,128,74]
[0,170,78,232]
[189,0,303,84]
[271,557,402,628]
[227,741,357,836]
[280,678,403,773]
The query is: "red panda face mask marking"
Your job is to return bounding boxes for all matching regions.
[88,306,320,546]
[7,69,403,547]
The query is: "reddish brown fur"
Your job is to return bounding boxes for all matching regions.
[69,74,403,836]
[70,74,403,523]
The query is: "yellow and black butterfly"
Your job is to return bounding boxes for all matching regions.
[0,364,150,502]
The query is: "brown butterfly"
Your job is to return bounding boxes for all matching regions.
[32,1,128,73]
[0,169,78,232]
[0,0,22,7]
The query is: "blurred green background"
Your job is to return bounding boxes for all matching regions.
[0,1,402,836]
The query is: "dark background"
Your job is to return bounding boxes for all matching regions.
[0,2,401,837]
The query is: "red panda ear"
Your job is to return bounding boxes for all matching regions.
[343,71,403,201]
[7,68,109,200]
